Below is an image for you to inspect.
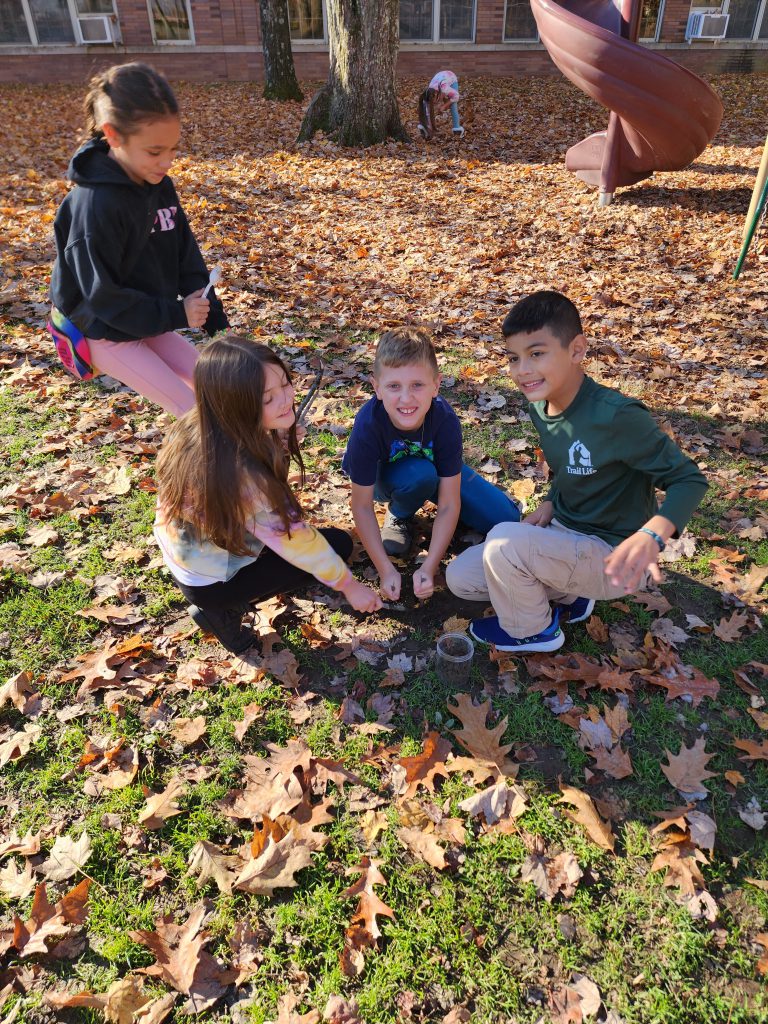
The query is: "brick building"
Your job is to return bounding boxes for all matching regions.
[1,0,766,81]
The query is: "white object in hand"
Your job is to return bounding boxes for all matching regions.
[202,266,221,299]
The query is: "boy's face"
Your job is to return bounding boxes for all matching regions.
[373,362,441,432]
[504,326,586,412]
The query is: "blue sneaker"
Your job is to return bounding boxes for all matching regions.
[555,597,595,624]
[469,608,564,654]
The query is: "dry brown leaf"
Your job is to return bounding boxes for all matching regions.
[233,702,262,742]
[0,723,41,767]
[458,780,528,826]
[47,975,151,1023]
[396,731,453,798]
[0,829,41,858]
[262,648,303,688]
[756,934,768,976]
[341,856,395,946]
[589,744,633,780]
[661,738,717,798]
[734,738,768,761]
[170,716,207,746]
[187,840,242,895]
[651,837,708,897]
[130,902,234,1013]
[448,693,514,772]
[234,832,313,895]
[0,671,39,715]
[396,827,449,870]
[133,992,177,1023]
[276,992,321,1024]
[138,777,186,830]
[521,849,583,902]
[39,832,93,882]
[0,858,35,898]
[12,879,91,957]
[747,708,768,730]
[558,785,615,852]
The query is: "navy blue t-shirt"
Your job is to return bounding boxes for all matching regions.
[342,396,463,487]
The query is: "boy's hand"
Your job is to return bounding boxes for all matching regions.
[379,567,402,602]
[342,578,383,614]
[604,532,664,592]
[413,567,434,600]
[184,289,210,328]
[524,500,554,528]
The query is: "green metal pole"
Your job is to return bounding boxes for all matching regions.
[734,174,768,280]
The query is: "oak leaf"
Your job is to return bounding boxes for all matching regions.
[756,934,768,976]
[661,738,717,799]
[521,848,583,902]
[234,832,313,895]
[396,827,449,870]
[651,836,708,897]
[589,744,633,780]
[187,840,241,894]
[130,902,234,1012]
[558,785,615,852]
[169,716,207,746]
[459,780,528,826]
[734,738,768,761]
[276,992,321,1023]
[0,723,41,767]
[0,858,35,898]
[396,731,453,798]
[448,693,514,772]
[47,975,150,1022]
[233,703,262,742]
[341,856,395,946]
[138,777,186,830]
[12,879,91,957]
[0,671,39,715]
[713,610,751,642]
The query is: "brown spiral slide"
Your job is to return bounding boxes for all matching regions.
[530,0,724,204]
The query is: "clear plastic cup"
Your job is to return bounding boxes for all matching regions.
[435,632,475,687]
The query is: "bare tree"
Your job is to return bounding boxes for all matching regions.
[297,0,407,146]
[259,0,303,102]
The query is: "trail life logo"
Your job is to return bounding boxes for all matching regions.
[567,439,595,476]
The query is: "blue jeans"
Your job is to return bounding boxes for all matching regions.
[375,458,521,535]
[450,102,461,131]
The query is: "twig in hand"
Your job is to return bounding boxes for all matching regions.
[296,362,324,424]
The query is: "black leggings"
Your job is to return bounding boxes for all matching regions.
[175,528,353,612]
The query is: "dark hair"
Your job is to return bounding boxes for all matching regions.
[373,327,439,378]
[156,336,304,557]
[84,62,178,140]
[417,87,437,138]
[502,290,583,346]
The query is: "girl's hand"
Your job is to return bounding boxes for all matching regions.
[184,289,210,328]
[604,532,663,592]
[523,500,554,528]
[379,567,402,602]
[413,567,435,600]
[342,578,383,614]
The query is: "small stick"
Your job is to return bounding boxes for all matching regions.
[296,363,323,424]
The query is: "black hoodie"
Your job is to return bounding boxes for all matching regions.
[50,137,227,342]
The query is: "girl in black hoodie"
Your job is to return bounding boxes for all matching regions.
[49,63,227,417]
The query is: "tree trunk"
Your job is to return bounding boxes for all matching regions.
[297,0,408,146]
[259,0,304,102]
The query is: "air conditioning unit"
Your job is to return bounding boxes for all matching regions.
[686,9,729,39]
[75,14,116,43]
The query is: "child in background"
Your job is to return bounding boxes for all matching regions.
[49,62,227,417]
[343,328,520,603]
[417,70,465,140]
[446,291,708,653]
[155,336,382,654]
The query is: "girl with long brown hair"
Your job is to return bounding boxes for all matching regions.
[155,335,381,653]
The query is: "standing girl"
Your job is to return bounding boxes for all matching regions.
[154,335,382,654]
[417,71,464,141]
[49,62,227,418]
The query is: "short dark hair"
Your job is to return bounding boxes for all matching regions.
[502,290,583,346]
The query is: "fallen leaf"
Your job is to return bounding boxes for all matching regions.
[234,832,313,895]
[187,840,241,894]
[448,693,514,772]
[713,610,751,642]
[169,716,207,746]
[558,785,615,852]
[661,738,717,799]
[734,738,768,761]
[39,832,93,883]
[138,778,186,830]
[0,858,35,898]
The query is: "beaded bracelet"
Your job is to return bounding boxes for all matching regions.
[638,527,666,552]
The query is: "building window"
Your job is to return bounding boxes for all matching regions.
[0,0,32,42]
[639,0,664,38]
[0,0,118,43]
[723,0,768,37]
[503,0,537,39]
[399,0,475,40]
[148,0,192,41]
[288,0,324,39]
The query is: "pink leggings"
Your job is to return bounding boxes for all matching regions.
[88,332,199,417]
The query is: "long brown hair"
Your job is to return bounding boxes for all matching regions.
[418,87,437,137]
[157,336,304,556]
[83,62,178,141]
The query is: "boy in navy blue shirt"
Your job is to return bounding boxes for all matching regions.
[342,328,521,601]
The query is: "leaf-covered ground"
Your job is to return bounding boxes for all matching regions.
[0,74,767,1024]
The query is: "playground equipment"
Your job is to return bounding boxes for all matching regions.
[530,0,723,205]
[734,132,768,279]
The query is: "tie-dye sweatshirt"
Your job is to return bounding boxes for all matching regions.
[154,486,353,590]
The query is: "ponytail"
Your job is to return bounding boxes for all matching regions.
[83,62,178,141]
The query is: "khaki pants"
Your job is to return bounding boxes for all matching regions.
[445,519,646,638]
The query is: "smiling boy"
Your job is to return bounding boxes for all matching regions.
[445,290,708,653]
[343,328,520,601]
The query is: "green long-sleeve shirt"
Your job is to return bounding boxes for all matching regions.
[528,376,708,547]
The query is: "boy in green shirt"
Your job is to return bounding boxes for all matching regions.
[446,290,708,653]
